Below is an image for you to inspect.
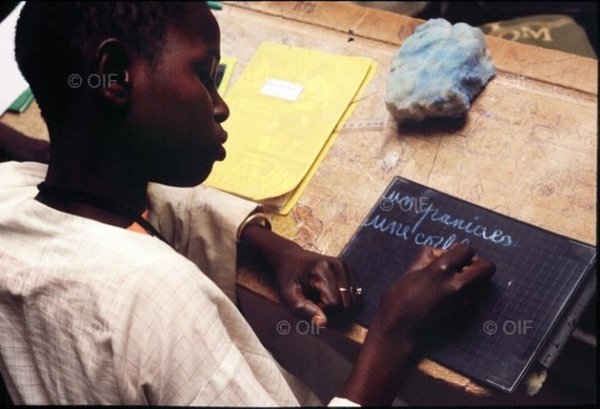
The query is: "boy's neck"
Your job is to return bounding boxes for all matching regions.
[39,120,149,228]
[39,165,148,229]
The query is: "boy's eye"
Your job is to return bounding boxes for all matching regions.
[195,66,215,87]
[195,61,223,90]
[199,73,215,88]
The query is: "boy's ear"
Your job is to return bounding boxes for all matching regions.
[94,38,132,107]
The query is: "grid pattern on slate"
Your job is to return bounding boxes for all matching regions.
[340,177,596,392]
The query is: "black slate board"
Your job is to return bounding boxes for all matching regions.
[339,176,596,392]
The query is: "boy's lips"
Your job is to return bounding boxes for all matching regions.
[215,144,226,161]
[218,131,228,144]
[214,131,228,160]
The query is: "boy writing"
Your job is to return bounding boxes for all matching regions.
[0,2,494,405]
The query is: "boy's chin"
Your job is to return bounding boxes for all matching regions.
[152,164,213,188]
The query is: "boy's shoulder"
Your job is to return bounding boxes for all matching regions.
[0,160,46,188]
[0,161,209,291]
[0,161,230,309]
[0,161,45,214]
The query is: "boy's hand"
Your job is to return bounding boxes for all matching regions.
[238,224,359,326]
[341,243,495,406]
[370,243,495,342]
[272,248,359,327]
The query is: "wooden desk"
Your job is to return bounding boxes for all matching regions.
[217,1,597,404]
[2,1,596,405]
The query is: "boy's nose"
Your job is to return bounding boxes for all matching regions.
[214,92,230,123]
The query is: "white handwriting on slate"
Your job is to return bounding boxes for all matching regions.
[364,191,513,249]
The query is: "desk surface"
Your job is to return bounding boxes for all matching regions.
[217,1,597,400]
[2,0,596,403]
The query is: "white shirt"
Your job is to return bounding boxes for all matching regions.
[0,161,361,406]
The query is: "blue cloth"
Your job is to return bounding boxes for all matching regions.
[385,18,496,123]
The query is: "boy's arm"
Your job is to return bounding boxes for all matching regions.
[0,122,49,163]
[240,229,496,406]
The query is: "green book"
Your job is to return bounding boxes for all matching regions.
[7,88,34,113]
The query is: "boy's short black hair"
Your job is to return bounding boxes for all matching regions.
[14,1,190,125]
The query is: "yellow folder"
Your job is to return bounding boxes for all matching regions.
[206,42,375,214]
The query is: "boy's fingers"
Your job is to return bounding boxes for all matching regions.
[431,243,475,275]
[280,283,328,326]
[306,263,341,307]
[330,259,360,311]
[431,247,445,258]
[290,297,327,327]
[308,278,339,307]
[308,258,360,312]
[453,258,496,289]
[409,246,441,271]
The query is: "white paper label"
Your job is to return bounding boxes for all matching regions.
[260,78,304,101]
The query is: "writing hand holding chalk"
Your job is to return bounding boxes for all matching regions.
[374,243,494,338]
[340,243,495,405]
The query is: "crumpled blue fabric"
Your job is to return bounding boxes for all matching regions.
[385,18,496,123]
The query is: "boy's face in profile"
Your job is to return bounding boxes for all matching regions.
[126,4,229,187]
